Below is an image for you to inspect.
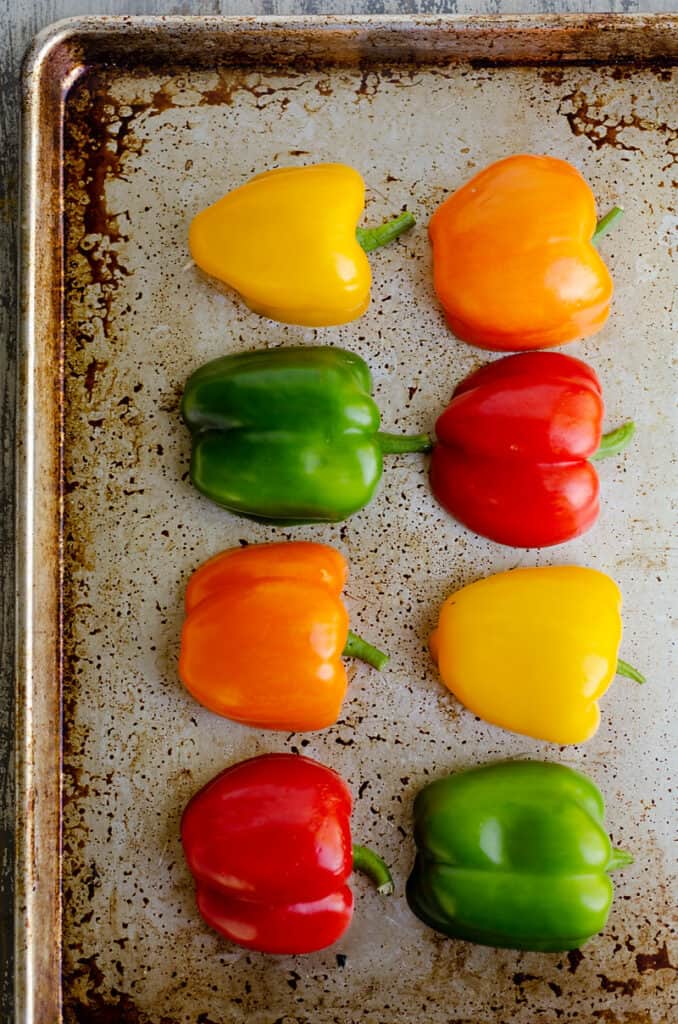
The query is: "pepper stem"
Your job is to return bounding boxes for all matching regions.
[608,848,634,871]
[592,205,623,244]
[356,211,416,253]
[352,844,394,895]
[617,658,646,684]
[590,421,636,462]
[343,630,389,671]
[377,431,433,454]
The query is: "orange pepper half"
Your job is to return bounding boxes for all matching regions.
[429,154,616,351]
[179,541,388,731]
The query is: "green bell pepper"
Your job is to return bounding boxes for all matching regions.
[181,346,432,523]
[406,760,633,952]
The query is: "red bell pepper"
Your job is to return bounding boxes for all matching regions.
[181,753,393,954]
[429,352,635,548]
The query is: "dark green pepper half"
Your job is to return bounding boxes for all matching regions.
[181,346,431,523]
[407,761,633,952]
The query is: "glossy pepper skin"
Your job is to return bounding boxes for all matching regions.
[430,352,635,548]
[429,154,615,350]
[407,760,633,952]
[189,163,414,327]
[178,541,388,731]
[181,346,431,523]
[429,566,644,745]
[181,754,393,954]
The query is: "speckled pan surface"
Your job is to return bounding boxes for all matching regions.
[19,15,677,1024]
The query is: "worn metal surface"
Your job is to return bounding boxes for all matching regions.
[18,14,677,1024]
[12,12,676,1024]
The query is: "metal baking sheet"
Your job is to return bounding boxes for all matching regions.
[19,15,677,1024]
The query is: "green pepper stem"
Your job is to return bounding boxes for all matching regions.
[592,205,623,244]
[617,658,646,684]
[356,211,416,253]
[377,431,433,454]
[352,844,394,895]
[608,848,634,871]
[590,421,636,462]
[343,629,389,671]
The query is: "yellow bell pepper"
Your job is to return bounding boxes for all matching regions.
[189,163,414,327]
[429,566,644,745]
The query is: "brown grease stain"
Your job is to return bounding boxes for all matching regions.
[559,88,642,152]
[559,87,677,164]
[592,1013,654,1023]
[69,991,178,1024]
[148,83,176,117]
[597,973,641,996]
[567,948,585,973]
[62,762,90,806]
[84,358,108,401]
[635,942,675,973]
[64,75,141,340]
[513,972,539,986]
[540,67,566,86]
[355,69,381,103]
[197,68,309,109]
[61,897,180,1022]
[60,73,148,1012]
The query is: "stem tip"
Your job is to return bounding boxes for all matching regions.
[617,658,646,685]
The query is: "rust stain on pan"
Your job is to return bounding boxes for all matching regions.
[63,76,143,342]
[558,84,677,161]
[83,358,109,401]
[635,942,675,973]
[65,948,180,1024]
[591,1015,658,1024]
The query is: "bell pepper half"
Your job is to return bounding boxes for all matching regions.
[181,345,432,523]
[181,753,393,954]
[407,760,633,951]
[429,154,622,350]
[429,566,645,745]
[189,163,415,326]
[178,541,388,731]
[429,351,635,548]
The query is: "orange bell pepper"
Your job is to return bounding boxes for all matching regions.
[429,154,621,351]
[178,541,388,731]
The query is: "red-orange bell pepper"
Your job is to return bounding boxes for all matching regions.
[178,541,388,731]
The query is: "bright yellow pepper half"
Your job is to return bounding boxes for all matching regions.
[189,163,414,327]
[429,566,644,745]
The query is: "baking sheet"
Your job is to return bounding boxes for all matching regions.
[20,15,677,1024]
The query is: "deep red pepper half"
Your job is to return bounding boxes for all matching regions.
[429,352,635,548]
[181,753,393,954]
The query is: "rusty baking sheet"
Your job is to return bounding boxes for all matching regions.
[19,15,677,1024]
